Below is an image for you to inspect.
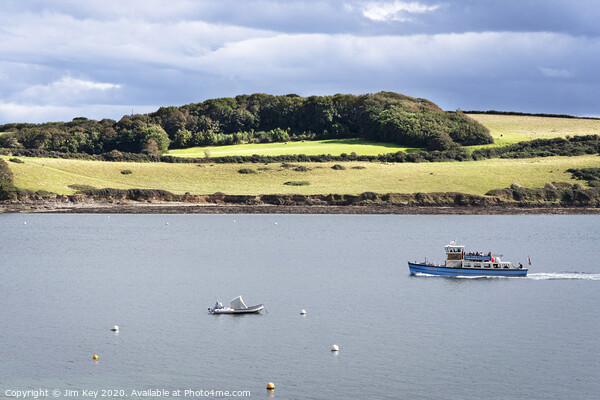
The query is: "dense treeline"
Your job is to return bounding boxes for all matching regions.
[0,117,170,155]
[168,92,492,149]
[471,135,600,159]
[0,92,492,154]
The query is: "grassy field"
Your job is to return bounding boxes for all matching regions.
[4,155,600,196]
[467,114,600,147]
[4,114,600,198]
[167,138,416,157]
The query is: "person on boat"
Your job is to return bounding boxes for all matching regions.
[518,263,523,269]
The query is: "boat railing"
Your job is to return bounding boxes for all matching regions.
[464,255,491,261]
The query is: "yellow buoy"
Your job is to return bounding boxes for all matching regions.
[93,354,98,360]
[266,382,274,390]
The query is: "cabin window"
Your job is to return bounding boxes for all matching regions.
[484,263,490,268]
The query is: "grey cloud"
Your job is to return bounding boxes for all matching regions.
[0,1,599,123]
[10,0,599,35]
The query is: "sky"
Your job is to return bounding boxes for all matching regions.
[1,0,599,123]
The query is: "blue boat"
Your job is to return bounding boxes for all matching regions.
[408,242,528,277]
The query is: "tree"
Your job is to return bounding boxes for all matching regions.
[0,158,13,183]
[0,133,20,148]
[269,127,290,142]
[150,106,187,138]
[426,130,456,151]
[173,128,192,148]
[143,139,160,155]
[140,125,170,153]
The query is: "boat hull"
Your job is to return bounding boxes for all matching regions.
[408,262,528,277]
[210,304,264,314]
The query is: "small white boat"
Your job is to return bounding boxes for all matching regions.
[208,296,264,314]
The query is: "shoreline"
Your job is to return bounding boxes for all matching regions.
[2,200,599,215]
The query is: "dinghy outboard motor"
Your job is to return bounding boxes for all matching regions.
[208,301,224,313]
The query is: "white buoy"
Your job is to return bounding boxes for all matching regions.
[274,222,278,225]
[166,222,169,225]
[300,309,306,315]
[111,325,119,332]
[23,222,27,225]
[331,344,339,352]
[233,220,236,223]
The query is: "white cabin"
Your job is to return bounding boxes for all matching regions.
[443,242,520,270]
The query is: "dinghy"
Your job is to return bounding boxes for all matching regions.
[208,296,264,314]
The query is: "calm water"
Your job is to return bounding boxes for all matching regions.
[0,214,599,400]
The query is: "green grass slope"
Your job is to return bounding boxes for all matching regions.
[467,114,600,147]
[4,155,600,196]
[167,138,416,157]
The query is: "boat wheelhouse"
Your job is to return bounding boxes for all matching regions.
[408,242,528,277]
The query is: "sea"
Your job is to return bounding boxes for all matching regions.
[0,214,598,400]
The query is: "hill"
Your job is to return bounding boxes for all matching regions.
[0,92,492,154]
[4,154,600,196]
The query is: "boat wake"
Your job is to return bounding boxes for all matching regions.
[527,272,600,281]
[412,272,600,280]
